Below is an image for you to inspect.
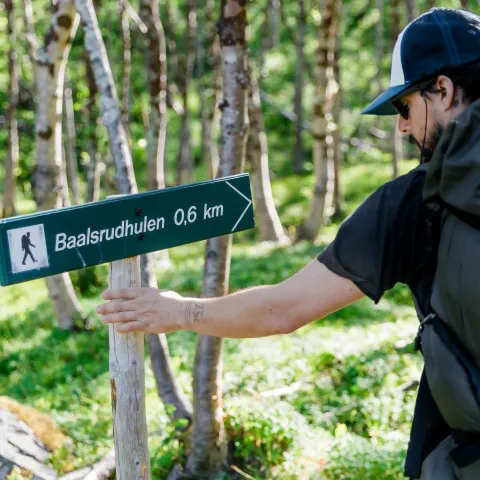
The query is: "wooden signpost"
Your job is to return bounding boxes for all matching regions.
[0,174,255,479]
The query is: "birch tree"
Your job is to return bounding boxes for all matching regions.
[247,67,289,244]
[140,0,167,192]
[297,0,337,241]
[164,0,179,87]
[33,0,87,330]
[85,54,101,203]
[183,1,249,477]
[198,0,221,179]
[331,0,343,215]
[21,0,37,71]
[76,0,190,433]
[293,0,306,174]
[176,0,196,185]
[3,0,19,218]
[64,83,81,204]
[139,0,171,296]
[119,0,132,143]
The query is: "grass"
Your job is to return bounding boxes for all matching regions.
[0,157,424,479]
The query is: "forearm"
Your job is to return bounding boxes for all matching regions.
[182,284,290,338]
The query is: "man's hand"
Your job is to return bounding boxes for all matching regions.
[96,288,186,334]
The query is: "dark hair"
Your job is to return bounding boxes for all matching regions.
[424,59,480,104]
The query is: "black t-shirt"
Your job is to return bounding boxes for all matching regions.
[318,165,436,316]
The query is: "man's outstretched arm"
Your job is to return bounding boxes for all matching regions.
[96,260,364,338]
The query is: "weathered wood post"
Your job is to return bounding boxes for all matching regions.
[108,195,151,480]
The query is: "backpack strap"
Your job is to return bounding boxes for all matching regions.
[440,201,480,231]
[404,370,450,479]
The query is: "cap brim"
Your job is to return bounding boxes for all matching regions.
[361,83,413,115]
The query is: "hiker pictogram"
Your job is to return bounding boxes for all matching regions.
[21,232,38,265]
[6,224,49,275]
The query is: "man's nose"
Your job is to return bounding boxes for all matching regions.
[397,115,412,135]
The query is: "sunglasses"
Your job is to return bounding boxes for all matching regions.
[391,80,437,120]
[392,99,410,120]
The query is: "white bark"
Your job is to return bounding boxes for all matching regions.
[109,256,151,480]
[293,0,306,174]
[247,69,289,244]
[185,1,248,477]
[176,0,196,185]
[33,0,86,330]
[75,0,137,194]
[120,0,132,144]
[64,84,81,204]
[21,0,37,71]
[298,0,336,241]
[199,0,221,179]
[139,0,170,274]
[85,55,101,203]
[140,0,167,192]
[3,0,19,218]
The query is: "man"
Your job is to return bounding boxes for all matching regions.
[21,232,37,265]
[97,8,480,479]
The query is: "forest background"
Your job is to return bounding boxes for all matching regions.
[0,0,477,478]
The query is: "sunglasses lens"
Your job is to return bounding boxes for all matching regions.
[392,100,409,120]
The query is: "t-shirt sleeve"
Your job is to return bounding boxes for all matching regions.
[318,170,426,303]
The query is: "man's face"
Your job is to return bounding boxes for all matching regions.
[396,91,445,163]
[395,75,466,163]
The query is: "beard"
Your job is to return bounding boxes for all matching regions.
[409,122,445,163]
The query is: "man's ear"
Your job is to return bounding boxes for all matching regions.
[435,75,457,111]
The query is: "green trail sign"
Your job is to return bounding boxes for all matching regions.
[0,174,254,286]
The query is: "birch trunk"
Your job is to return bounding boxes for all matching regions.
[60,144,71,207]
[3,0,19,218]
[297,0,336,241]
[120,0,132,144]
[138,0,190,416]
[108,256,151,480]
[140,0,170,268]
[78,0,188,441]
[331,0,343,216]
[267,0,281,48]
[85,55,101,202]
[140,0,167,192]
[164,0,179,86]
[75,0,136,195]
[176,0,196,185]
[293,0,306,174]
[199,0,221,179]
[184,1,249,477]
[247,68,289,244]
[64,84,81,204]
[33,0,86,331]
[21,0,37,71]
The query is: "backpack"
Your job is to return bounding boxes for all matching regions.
[406,99,480,480]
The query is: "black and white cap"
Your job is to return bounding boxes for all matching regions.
[362,8,480,116]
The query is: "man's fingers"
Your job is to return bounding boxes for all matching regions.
[115,321,145,333]
[97,299,136,315]
[100,311,137,324]
[102,288,143,301]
